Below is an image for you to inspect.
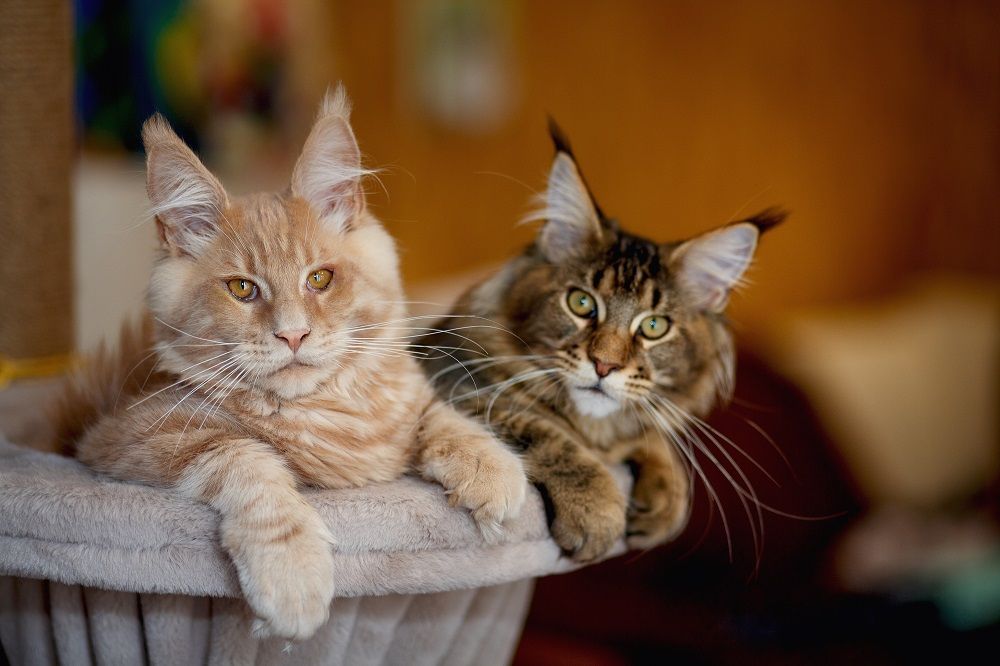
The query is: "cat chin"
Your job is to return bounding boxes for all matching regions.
[263,366,327,401]
[569,387,622,419]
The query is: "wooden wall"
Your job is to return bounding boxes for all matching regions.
[301,0,997,333]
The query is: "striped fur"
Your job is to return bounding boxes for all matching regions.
[420,130,784,561]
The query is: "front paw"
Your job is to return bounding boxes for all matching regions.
[446,442,528,541]
[547,472,627,562]
[626,467,690,550]
[223,515,336,641]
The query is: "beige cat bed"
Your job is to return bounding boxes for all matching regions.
[0,434,627,665]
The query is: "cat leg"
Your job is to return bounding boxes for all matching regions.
[624,437,691,549]
[78,419,335,641]
[415,402,527,540]
[176,437,335,640]
[521,424,627,562]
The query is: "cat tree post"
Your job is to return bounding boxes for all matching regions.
[0,0,75,369]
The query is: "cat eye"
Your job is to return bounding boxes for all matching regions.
[227,278,258,301]
[566,288,597,319]
[307,268,333,291]
[638,315,672,340]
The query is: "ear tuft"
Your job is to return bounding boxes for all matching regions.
[547,116,575,158]
[527,153,605,262]
[320,82,352,121]
[291,83,369,232]
[142,114,228,257]
[740,207,788,235]
[525,122,607,262]
[671,222,760,312]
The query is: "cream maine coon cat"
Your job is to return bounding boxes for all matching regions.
[54,86,526,640]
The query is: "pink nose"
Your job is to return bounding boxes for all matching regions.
[593,359,622,378]
[275,328,310,353]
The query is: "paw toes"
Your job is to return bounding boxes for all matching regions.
[476,517,505,543]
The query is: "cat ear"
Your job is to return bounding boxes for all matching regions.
[142,114,229,257]
[670,223,761,312]
[533,120,605,262]
[291,84,368,232]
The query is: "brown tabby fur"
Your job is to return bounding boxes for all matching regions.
[419,126,783,562]
[52,86,526,641]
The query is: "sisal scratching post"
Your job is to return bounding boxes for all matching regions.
[0,0,74,381]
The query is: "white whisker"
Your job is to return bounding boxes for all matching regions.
[153,317,238,345]
[128,351,239,409]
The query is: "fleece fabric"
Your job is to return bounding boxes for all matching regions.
[0,437,627,665]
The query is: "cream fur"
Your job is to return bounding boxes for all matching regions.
[55,85,527,642]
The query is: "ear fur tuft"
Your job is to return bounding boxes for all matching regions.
[527,151,605,262]
[142,114,229,257]
[320,82,352,121]
[291,83,371,232]
[739,207,788,235]
[547,116,575,158]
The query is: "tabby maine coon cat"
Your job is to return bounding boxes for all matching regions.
[54,86,526,640]
[420,125,783,562]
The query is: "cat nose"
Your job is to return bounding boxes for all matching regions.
[592,358,622,378]
[275,328,310,353]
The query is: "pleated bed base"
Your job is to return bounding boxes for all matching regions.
[0,577,533,666]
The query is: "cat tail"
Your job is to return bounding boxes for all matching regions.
[49,314,157,456]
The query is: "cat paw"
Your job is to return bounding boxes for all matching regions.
[225,516,336,641]
[446,442,528,541]
[626,498,689,550]
[625,465,690,550]
[547,473,627,562]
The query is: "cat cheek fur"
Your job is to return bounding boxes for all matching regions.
[339,220,403,295]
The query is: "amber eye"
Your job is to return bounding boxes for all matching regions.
[308,268,333,291]
[566,288,597,318]
[227,278,258,301]
[638,315,672,340]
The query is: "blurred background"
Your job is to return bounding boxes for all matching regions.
[1,0,998,663]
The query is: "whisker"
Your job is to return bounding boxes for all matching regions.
[485,368,559,424]
[342,314,530,351]
[504,372,565,423]
[113,347,163,411]
[206,361,253,423]
[650,396,763,570]
[341,350,418,361]
[197,359,255,429]
[128,351,239,409]
[428,354,549,386]
[153,317,239,345]
[346,341,487,356]
[640,399,734,561]
[150,355,244,433]
[681,410,780,487]
[444,364,551,408]
[733,411,798,482]
[178,361,245,438]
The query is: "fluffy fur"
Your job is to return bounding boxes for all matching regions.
[419,125,784,562]
[52,85,527,641]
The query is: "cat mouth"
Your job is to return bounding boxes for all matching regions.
[276,359,313,373]
[569,383,621,418]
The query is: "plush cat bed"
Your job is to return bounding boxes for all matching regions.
[0,435,627,664]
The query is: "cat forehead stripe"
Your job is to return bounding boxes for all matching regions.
[586,233,663,295]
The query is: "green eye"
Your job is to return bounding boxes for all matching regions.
[639,315,672,340]
[566,288,597,318]
[227,278,258,301]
